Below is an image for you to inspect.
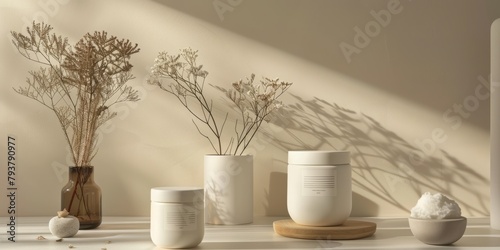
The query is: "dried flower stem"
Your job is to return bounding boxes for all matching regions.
[67,167,92,219]
[149,48,292,155]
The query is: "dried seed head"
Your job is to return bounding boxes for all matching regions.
[57,209,70,218]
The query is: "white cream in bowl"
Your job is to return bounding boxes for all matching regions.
[410,192,461,219]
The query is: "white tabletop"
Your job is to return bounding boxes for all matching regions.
[1,217,499,249]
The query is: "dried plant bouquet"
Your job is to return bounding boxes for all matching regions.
[11,22,140,225]
[148,48,292,155]
[11,22,140,166]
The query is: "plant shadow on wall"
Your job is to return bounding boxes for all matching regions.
[266,95,488,216]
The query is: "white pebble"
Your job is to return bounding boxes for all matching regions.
[49,215,79,238]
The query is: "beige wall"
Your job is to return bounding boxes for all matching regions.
[0,0,498,217]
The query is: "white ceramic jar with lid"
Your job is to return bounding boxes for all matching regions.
[288,151,352,226]
[150,187,204,249]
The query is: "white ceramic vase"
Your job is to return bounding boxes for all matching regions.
[204,155,253,225]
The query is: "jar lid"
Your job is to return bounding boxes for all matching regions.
[151,187,204,203]
[288,151,350,165]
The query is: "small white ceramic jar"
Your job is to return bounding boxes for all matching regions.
[150,187,204,249]
[288,151,352,226]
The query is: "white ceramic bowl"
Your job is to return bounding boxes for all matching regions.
[408,217,467,245]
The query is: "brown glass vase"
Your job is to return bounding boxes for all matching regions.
[61,166,102,229]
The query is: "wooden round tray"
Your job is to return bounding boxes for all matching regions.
[273,219,376,240]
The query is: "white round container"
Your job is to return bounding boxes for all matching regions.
[151,187,204,249]
[288,151,352,226]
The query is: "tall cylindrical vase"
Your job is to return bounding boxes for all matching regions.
[204,155,253,225]
[61,166,102,229]
[491,18,500,230]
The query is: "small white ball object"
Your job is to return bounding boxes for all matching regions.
[48,209,79,238]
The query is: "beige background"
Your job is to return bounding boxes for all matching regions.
[0,0,498,217]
